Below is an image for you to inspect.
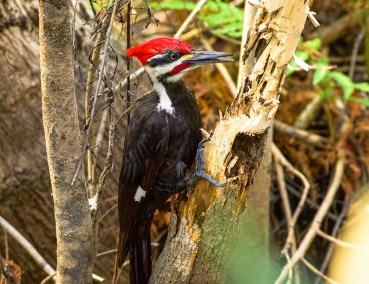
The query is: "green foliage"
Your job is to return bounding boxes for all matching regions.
[151,0,244,38]
[288,37,369,106]
[150,1,196,10]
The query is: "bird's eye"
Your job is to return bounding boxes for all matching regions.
[169,53,178,60]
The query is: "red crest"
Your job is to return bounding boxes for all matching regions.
[127,37,192,65]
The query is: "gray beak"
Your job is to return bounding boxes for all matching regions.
[185,50,233,65]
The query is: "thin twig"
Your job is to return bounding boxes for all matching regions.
[301,258,339,284]
[114,260,130,284]
[96,93,116,203]
[200,37,237,96]
[40,272,56,284]
[0,216,56,277]
[274,155,345,284]
[97,248,118,257]
[275,160,293,245]
[274,120,329,148]
[283,252,293,284]
[317,229,369,250]
[94,108,109,158]
[174,0,208,38]
[72,0,126,186]
[272,143,310,254]
[0,250,8,282]
[314,195,351,284]
[85,7,110,198]
[349,29,365,79]
[294,95,323,130]
[274,157,300,284]
[286,183,338,222]
[99,203,118,222]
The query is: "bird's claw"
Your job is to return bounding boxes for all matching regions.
[189,137,227,187]
[194,171,227,187]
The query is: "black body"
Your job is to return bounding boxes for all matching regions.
[117,80,202,283]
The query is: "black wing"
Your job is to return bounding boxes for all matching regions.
[116,104,169,266]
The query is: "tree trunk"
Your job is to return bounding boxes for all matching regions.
[39,0,93,282]
[150,1,308,283]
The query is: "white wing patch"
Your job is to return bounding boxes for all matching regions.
[134,186,147,202]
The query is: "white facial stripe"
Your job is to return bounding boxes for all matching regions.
[146,55,192,78]
[149,53,167,61]
[134,186,146,202]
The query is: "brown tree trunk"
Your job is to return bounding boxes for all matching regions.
[150,1,308,283]
[39,0,94,282]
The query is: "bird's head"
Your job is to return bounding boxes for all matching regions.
[127,37,233,83]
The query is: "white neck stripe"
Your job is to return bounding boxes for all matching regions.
[154,81,175,115]
[145,67,175,115]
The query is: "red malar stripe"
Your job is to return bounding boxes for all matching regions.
[171,62,190,75]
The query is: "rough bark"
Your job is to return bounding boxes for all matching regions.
[39,0,93,283]
[150,1,308,283]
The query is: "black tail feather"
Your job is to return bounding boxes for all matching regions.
[130,225,152,284]
[113,230,129,284]
[113,224,152,284]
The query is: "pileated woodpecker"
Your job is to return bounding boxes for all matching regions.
[115,37,232,283]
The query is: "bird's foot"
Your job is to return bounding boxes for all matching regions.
[187,138,227,187]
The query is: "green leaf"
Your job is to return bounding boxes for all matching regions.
[150,0,196,10]
[343,86,354,100]
[315,57,330,66]
[328,72,352,88]
[304,38,322,51]
[352,82,369,92]
[295,50,310,61]
[313,68,328,85]
[327,72,354,99]
[152,0,244,39]
[285,68,293,77]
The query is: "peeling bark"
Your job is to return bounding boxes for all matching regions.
[151,1,308,283]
